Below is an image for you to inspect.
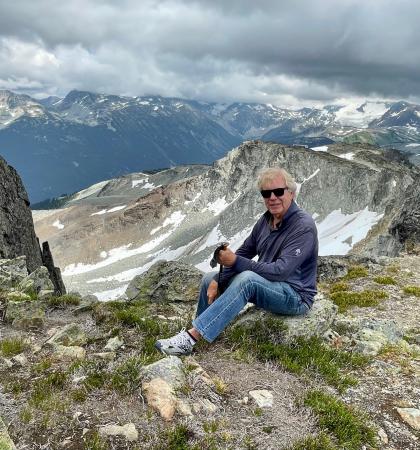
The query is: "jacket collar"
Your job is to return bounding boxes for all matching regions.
[263,200,299,228]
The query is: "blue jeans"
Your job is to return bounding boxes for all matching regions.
[192,270,309,343]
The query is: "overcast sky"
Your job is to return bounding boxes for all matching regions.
[0,0,419,107]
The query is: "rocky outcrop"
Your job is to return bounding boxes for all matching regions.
[126,260,203,303]
[0,156,42,272]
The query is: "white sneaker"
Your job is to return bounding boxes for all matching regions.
[155,328,195,356]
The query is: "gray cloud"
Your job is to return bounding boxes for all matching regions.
[0,0,419,105]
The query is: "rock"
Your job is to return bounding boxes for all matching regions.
[11,305,45,331]
[192,399,218,413]
[233,295,337,342]
[91,352,116,361]
[0,156,43,273]
[11,354,28,367]
[40,241,66,295]
[378,428,389,444]
[396,408,420,431]
[0,256,28,287]
[337,317,404,356]
[104,336,124,351]
[72,295,99,315]
[141,356,185,389]
[317,256,348,281]
[18,266,54,294]
[176,399,193,417]
[126,260,203,303]
[45,323,87,347]
[98,423,138,442]
[38,289,55,300]
[0,358,13,370]
[53,345,86,360]
[142,378,177,421]
[0,416,16,450]
[249,390,273,408]
[184,356,214,387]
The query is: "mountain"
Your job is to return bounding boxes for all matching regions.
[0,90,241,202]
[32,141,419,300]
[2,90,420,202]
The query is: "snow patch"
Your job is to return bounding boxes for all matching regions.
[184,192,202,205]
[311,146,328,152]
[93,285,128,302]
[317,207,383,255]
[91,205,126,216]
[150,210,186,235]
[52,220,64,230]
[72,180,110,201]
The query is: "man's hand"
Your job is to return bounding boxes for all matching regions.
[217,247,237,267]
[207,279,219,304]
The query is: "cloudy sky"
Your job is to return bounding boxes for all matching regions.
[0,0,419,107]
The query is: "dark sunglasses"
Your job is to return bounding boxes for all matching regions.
[260,187,289,198]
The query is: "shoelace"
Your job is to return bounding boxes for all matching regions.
[169,328,191,348]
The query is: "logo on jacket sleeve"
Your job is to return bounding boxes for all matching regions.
[295,248,301,256]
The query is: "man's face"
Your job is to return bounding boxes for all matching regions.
[261,175,294,220]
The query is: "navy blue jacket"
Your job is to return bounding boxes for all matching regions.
[217,201,318,306]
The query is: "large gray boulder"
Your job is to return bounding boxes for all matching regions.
[126,260,203,303]
[233,295,338,342]
[0,256,28,289]
[0,156,42,273]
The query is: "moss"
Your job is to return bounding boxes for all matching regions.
[0,337,27,357]
[46,294,81,308]
[304,390,377,450]
[83,431,109,450]
[386,265,400,274]
[403,286,420,297]
[286,433,337,450]
[226,319,368,391]
[373,276,397,285]
[343,265,368,280]
[330,290,388,313]
[329,281,350,293]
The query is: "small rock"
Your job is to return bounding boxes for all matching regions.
[378,428,389,444]
[45,323,87,347]
[141,356,185,389]
[249,390,274,408]
[91,352,116,361]
[396,408,420,431]
[142,377,177,421]
[192,399,218,413]
[0,358,13,370]
[11,354,28,366]
[104,336,124,351]
[54,345,86,360]
[176,399,193,417]
[98,423,138,442]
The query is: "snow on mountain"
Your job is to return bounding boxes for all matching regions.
[333,101,389,128]
[33,140,417,299]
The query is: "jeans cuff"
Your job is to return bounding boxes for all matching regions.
[192,318,213,343]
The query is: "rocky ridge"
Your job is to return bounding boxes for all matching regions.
[32,140,419,298]
[0,254,419,449]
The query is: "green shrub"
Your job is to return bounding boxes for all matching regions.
[46,294,81,308]
[330,290,388,312]
[304,390,377,450]
[0,337,27,356]
[330,282,350,293]
[373,276,397,285]
[286,433,337,450]
[226,319,368,391]
[343,265,368,280]
[403,286,420,297]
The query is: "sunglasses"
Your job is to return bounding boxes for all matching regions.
[260,187,289,198]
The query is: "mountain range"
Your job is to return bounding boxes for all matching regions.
[1,89,420,202]
[32,140,419,299]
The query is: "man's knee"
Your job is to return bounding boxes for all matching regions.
[233,270,260,286]
[201,271,217,288]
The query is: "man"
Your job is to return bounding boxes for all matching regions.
[155,167,318,356]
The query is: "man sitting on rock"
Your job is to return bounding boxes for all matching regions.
[155,167,318,356]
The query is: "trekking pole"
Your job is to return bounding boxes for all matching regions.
[210,242,229,296]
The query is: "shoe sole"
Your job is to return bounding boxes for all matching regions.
[154,342,191,356]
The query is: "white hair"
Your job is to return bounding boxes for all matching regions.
[257,167,297,193]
